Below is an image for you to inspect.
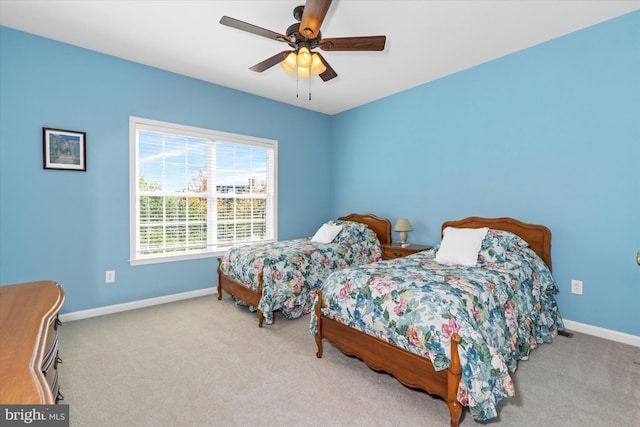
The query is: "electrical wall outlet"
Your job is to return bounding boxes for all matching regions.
[570,279,583,295]
[105,270,116,283]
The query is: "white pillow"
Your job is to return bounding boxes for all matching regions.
[435,227,489,266]
[311,223,343,244]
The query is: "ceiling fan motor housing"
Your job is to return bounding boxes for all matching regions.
[286,22,321,49]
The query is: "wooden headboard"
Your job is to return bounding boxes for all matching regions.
[441,216,552,271]
[338,213,392,245]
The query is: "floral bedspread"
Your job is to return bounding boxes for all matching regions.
[220,220,382,324]
[310,240,563,421]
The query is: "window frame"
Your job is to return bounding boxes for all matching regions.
[129,116,278,266]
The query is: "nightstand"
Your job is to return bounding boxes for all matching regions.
[382,243,433,260]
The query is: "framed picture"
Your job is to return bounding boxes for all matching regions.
[43,128,86,171]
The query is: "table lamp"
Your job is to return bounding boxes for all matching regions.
[394,218,413,247]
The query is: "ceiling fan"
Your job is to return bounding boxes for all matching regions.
[219,0,386,82]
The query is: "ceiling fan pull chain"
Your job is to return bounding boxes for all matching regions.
[296,71,299,98]
[308,67,312,100]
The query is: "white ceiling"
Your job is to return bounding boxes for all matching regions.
[1,1,638,115]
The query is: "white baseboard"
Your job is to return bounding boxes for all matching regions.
[58,289,639,348]
[59,287,217,322]
[562,319,640,347]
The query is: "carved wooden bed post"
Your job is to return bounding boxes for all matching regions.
[255,272,264,328]
[447,333,463,427]
[314,290,324,358]
[217,258,224,300]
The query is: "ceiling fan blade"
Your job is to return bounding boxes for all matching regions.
[299,0,332,39]
[315,53,337,82]
[319,36,386,51]
[220,16,290,42]
[249,51,292,73]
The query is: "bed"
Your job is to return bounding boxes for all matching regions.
[311,217,563,426]
[217,213,392,327]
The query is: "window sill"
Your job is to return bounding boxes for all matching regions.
[130,250,227,266]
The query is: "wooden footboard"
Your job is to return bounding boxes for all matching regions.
[314,290,463,427]
[217,258,265,327]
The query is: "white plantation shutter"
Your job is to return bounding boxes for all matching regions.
[130,117,277,265]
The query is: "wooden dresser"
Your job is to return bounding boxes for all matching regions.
[0,280,65,404]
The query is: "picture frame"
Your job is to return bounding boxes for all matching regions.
[43,127,86,171]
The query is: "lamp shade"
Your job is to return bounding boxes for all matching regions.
[296,66,310,78]
[296,46,312,68]
[280,52,297,73]
[394,218,413,232]
[310,53,326,75]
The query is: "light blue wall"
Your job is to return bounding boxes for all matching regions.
[0,27,332,313]
[330,12,640,336]
[2,11,639,337]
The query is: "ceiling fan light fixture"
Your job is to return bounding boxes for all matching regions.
[296,46,312,68]
[296,66,310,78]
[280,52,297,73]
[310,53,326,75]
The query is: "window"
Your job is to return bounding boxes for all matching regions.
[129,117,277,265]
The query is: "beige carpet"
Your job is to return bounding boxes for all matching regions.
[58,295,640,426]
